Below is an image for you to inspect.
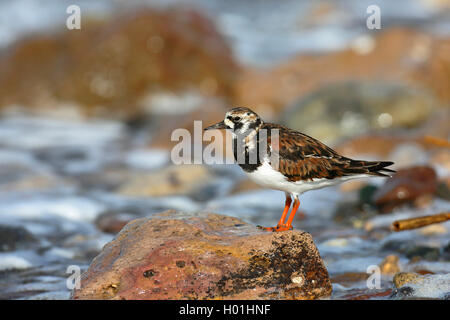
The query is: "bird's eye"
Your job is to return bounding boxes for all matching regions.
[234,116,241,121]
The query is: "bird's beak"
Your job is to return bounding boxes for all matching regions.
[204,120,227,131]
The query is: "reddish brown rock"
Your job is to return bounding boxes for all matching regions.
[72,210,332,300]
[373,166,438,213]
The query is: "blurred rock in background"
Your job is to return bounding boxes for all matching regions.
[280,81,438,145]
[234,29,450,119]
[0,8,239,119]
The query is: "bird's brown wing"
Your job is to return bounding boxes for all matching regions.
[265,123,394,182]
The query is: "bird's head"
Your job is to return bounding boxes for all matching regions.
[204,107,262,137]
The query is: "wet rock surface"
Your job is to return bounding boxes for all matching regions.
[72,210,332,300]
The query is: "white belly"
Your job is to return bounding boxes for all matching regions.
[244,161,369,196]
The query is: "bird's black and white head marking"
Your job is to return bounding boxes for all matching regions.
[223,107,262,136]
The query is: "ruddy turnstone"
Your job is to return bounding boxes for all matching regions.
[204,107,395,232]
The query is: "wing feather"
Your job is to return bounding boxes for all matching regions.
[265,123,395,182]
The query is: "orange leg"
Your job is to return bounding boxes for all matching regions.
[277,194,292,226]
[258,194,296,232]
[285,198,300,229]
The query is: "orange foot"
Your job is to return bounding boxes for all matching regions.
[257,224,293,232]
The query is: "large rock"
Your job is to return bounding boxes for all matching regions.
[72,210,332,300]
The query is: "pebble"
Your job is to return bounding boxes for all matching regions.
[0,225,36,252]
[379,255,401,275]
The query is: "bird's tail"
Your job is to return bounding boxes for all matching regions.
[344,160,396,177]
